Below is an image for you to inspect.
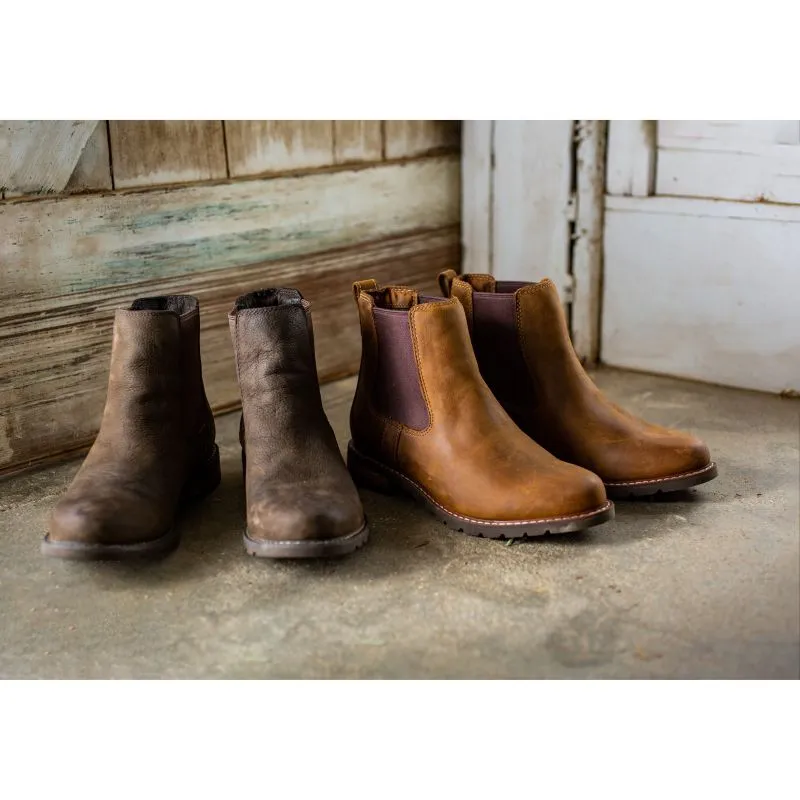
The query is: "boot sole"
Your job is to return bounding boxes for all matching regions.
[41,445,222,561]
[347,442,614,539]
[243,523,369,559]
[604,462,718,499]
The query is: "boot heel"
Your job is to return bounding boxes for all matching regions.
[347,441,395,495]
[183,444,221,503]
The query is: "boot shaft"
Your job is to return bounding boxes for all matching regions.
[350,278,507,461]
[107,295,215,454]
[439,272,586,413]
[228,289,329,440]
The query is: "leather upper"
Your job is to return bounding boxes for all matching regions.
[230,290,365,543]
[444,273,712,483]
[350,282,607,521]
[49,297,217,545]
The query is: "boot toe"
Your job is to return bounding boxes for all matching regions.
[49,497,165,546]
[49,500,109,546]
[679,435,712,473]
[642,432,712,479]
[558,467,608,516]
[249,489,365,543]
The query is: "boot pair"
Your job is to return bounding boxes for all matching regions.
[44,291,367,560]
[346,273,717,538]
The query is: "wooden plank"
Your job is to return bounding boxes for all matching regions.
[571,120,607,365]
[384,121,460,159]
[491,120,574,296]
[334,121,382,164]
[0,155,457,300]
[606,120,656,197]
[607,193,800,222]
[108,121,227,188]
[460,120,493,274]
[0,121,99,195]
[656,137,800,203]
[658,120,800,146]
[65,121,112,193]
[602,200,800,394]
[0,228,457,477]
[0,156,459,474]
[225,121,335,176]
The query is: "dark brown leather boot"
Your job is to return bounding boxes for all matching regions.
[229,289,368,558]
[44,296,220,559]
[347,279,613,538]
[439,271,717,498]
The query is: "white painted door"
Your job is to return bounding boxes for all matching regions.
[603,121,800,394]
[461,121,606,362]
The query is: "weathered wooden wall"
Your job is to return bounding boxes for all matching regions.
[0,120,461,476]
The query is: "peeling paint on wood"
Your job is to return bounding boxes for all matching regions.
[461,120,493,273]
[225,121,335,176]
[109,121,227,188]
[384,121,460,159]
[0,121,99,195]
[606,121,656,197]
[65,122,112,193]
[571,121,607,365]
[334,121,382,164]
[0,155,458,299]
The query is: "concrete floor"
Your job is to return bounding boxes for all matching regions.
[1,368,798,679]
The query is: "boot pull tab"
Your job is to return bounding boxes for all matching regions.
[438,269,458,297]
[352,279,379,303]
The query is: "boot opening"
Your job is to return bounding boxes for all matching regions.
[233,289,304,310]
[130,296,198,315]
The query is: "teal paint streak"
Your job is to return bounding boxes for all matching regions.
[66,228,329,292]
[85,201,282,235]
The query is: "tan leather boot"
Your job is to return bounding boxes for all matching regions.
[44,296,220,559]
[439,271,717,498]
[229,289,368,558]
[347,279,613,537]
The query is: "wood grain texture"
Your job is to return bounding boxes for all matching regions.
[606,120,656,197]
[0,228,457,477]
[0,155,458,298]
[0,156,459,474]
[603,196,800,394]
[225,121,335,176]
[461,120,493,274]
[491,120,574,297]
[658,120,800,146]
[0,121,99,195]
[656,135,800,204]
[571,120,607,365]
[65,121,112,193]
[109,121,227,188]
[334,121,382,163]
[384,121,460,159]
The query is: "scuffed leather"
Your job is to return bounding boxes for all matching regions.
[230,292,365,543]
[351,284,607,521]
[49,298,217,545]
[447,274,712,482]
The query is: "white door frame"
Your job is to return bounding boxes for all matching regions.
[460,120,607,364]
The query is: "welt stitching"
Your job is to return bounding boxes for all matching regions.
[605,463,716,486]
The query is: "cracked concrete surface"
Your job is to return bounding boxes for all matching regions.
[1,368,798,678]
